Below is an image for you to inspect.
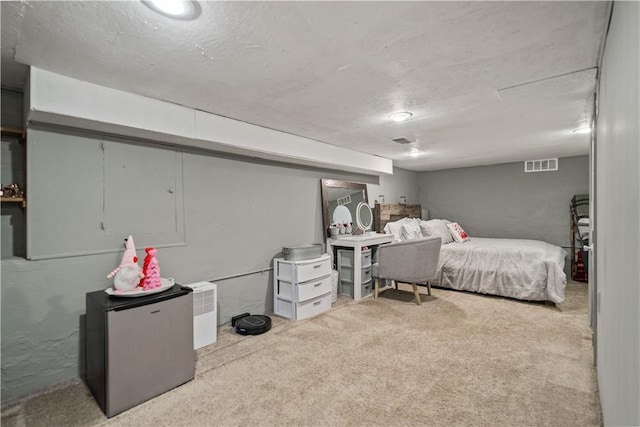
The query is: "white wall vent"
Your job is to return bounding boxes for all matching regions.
[337,194,352,206]
[524,158,558,173]
[391,137,413,144]
[184,282,217,350]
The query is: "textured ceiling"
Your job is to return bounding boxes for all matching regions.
[1,1,610,171]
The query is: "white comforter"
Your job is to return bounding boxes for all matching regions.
[433,237,567,303]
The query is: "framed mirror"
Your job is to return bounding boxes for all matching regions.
[320,179,369,237]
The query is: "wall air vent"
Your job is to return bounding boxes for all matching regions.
[391,137,412,144]
[337,195,352,206]
[524,158,558,173]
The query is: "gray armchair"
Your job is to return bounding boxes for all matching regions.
[373,236,442,305]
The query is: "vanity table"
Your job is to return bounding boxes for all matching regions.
[328,233,394,301]
[320,179,395,301]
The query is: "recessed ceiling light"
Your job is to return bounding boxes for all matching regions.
[572,127,592,134]
[142,0,201,20]
[408,149,422,158]
[389,112,413,122]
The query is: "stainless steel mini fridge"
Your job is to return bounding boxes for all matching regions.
[85,285,195,417]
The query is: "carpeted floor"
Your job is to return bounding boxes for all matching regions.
[2,281,601,426]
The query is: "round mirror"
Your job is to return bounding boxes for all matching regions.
[356,202,373,231]
[332,205,353,225]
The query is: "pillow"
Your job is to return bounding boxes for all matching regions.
[383,217,412,242]
[446,222,470,243]
[401,221,423,241]
[419,219,454,245]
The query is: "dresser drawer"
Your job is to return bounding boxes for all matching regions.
[296,293,331,320]
[275,280,294,300]
[362,250,372,267]
[296,256,331,282]
[361,265,372,283]
[361,279,372,297]
[297,275,331,302]
[338,279,372,298]
[337,249,372,268]
[276,254,330,283]
[274,297,293,319]
[339,279,353,297]
[338,265,372,285]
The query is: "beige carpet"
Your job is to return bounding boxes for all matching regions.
[2,281,601,427]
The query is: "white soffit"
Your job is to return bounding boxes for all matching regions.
[26,68,393,176]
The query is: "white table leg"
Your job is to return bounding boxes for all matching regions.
[353,245,362,301]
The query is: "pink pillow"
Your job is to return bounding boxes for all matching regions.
[447,222,470,243]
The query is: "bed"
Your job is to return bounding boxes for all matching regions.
[374,204,568,303]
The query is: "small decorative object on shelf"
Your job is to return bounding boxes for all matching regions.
[1,183,27,207]
[2,183,24,198]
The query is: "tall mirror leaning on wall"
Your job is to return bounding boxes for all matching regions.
[320,179,370,238]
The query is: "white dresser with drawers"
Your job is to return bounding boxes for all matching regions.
[273,253,332,320]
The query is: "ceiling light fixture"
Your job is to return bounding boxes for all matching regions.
[142,0,201,20]
[572,126,592,134]
[389,111,413,122]
[408,149,423,158]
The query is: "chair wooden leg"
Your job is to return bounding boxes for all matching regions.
[426,281,432,296]
[411,283,421,305]
[394,280,398,290]
[374,278,379,299]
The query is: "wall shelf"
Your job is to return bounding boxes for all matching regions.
[1,197,26,208]
[1,127,26,141]
[1,112,27,259]
[1,127,27,207]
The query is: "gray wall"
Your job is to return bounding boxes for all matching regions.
[594,1,640,425]
[417,156,589,248]
[0,118,419,403]
[368,167,420,206]
[1,89,23,128]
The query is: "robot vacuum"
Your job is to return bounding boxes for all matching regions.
[232,313,272,336]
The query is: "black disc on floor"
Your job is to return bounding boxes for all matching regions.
[234,315,272,335]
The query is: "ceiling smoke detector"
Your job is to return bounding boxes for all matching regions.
[391,137,413,144]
